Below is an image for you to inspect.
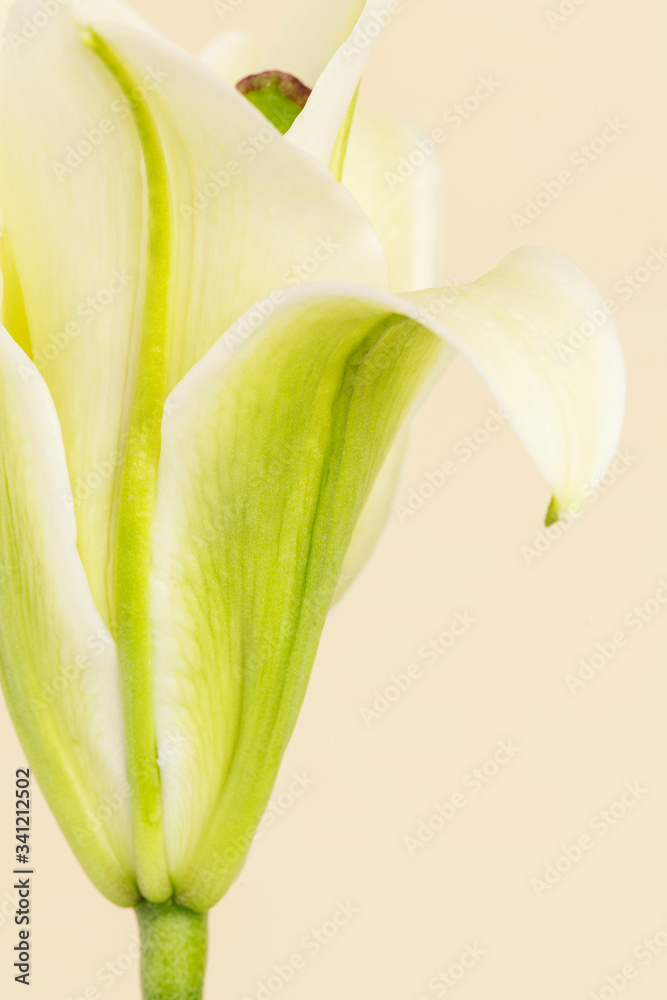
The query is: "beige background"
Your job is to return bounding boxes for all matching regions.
[2,0,667,997]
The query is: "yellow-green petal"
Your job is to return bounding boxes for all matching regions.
[0,322,135,906]
[150,247,623,909]
[150,289,444,910]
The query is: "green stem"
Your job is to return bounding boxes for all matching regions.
[136,901,208,1000]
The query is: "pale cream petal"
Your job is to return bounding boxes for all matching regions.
[265,0,367,87]
[0,1,146,627]
[200,30,262,86]
[343,107,445,292]
[406,246,626,516]
[287,0,398,166]
[89,20,391,392]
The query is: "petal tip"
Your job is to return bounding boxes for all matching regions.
[544,494,560,527]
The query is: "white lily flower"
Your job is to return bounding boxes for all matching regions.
[0,0,624,995]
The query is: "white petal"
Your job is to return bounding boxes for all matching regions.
[88,20,391,391]
[286,0,397,166]
[0,0,156,43]
[200,30,262,86]
[0,1,145,627]
[343,108,446,291]
[405,246,626,516]
[71,0,156,33]
[265,0,367,87]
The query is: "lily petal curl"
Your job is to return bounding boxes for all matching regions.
[0,0,624,995]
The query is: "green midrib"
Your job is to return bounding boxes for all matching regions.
[329,85,359,182]
[84,30,174,903]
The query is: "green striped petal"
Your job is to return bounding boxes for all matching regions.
[149,246,623,910]
[0,321,135,906]
[69,12,390,900]
[150,288,444,911]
